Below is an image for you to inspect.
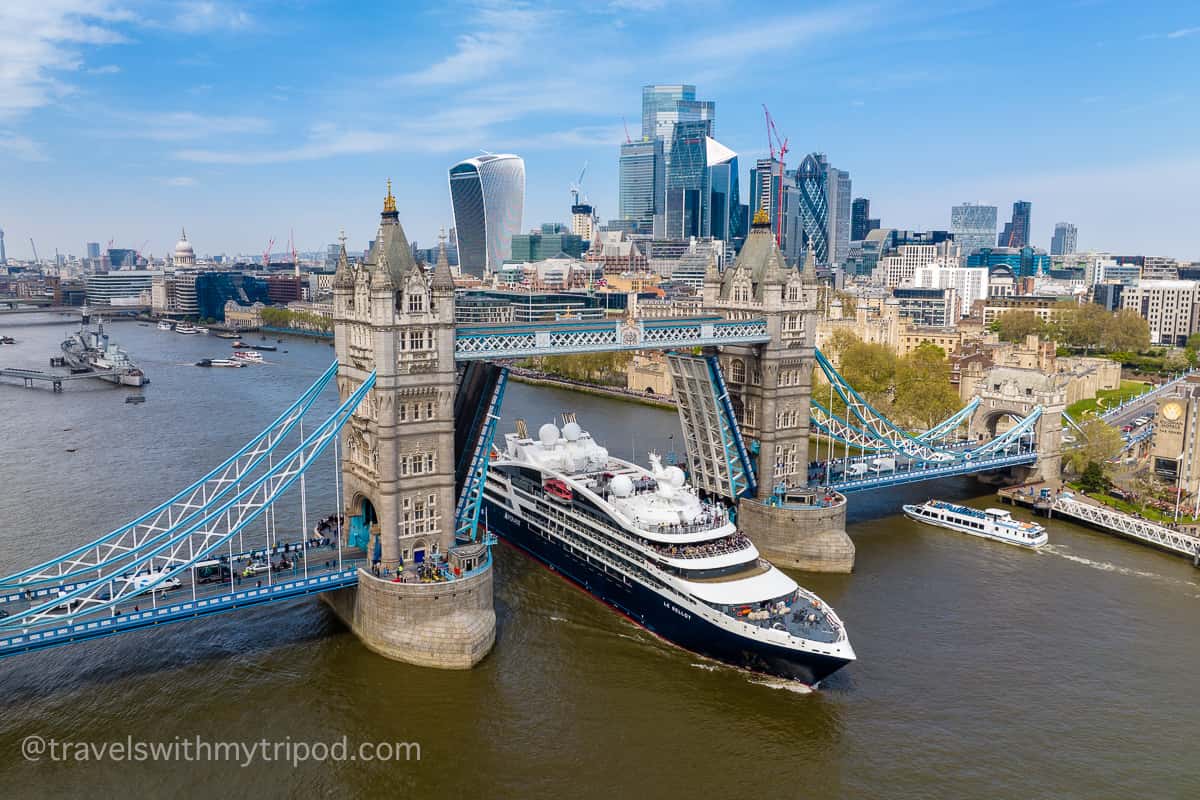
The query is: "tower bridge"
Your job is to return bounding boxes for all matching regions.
[0,188,1058,667]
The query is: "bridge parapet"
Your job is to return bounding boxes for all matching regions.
[967,366,1066,482]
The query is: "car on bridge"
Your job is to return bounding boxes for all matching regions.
[119,569,183,597]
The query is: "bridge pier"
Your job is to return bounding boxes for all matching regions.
[320,562,495,669]
[738,496,854,573]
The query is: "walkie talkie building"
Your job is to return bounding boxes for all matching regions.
[448,154,525,277]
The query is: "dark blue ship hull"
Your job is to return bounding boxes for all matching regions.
[485,500,851,686]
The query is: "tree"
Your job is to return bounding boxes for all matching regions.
[824,329,861,364]
[1164,349,1190,372]
[1101,308,1150,353]
[1079,461,1109,494]
[993,310,1046,342]
[1064,418,1123,474]
[837,340,897,408]
[1060,304,1108,352]
[891,342,962,429]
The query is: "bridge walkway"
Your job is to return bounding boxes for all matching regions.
[1048,495,1200,566]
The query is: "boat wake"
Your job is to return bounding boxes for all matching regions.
[1041,544,1200,590]
[748,676,814,695]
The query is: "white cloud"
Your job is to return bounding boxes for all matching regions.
[0,130,48,161]
[0,1,133,120]
[125,111,271,141]
[169,2,253,33]
[687,5,874,62]
[394,2,554,86]
[1166,26,1200,39]
[165,176,196,186]
[87,64,122,74]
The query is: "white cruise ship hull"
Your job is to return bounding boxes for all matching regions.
[484,497,853,685]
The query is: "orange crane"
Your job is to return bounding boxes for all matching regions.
[263,238,275,269]
[622,117,632,145]
[762,105,789,247]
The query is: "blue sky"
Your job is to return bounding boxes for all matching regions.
[1,0,1197,261]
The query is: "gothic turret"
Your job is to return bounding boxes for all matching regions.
[431,229,455,292]
[363,179,422,289]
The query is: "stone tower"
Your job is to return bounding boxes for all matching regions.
[324,182,495,668]
[702,210,819,498]
[703,210,855,572]
[333,180,459,567]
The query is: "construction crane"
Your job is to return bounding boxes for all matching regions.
[263,237,275,269]
[762,105,789,248]
[29,238,39,264]
[569,162,589,206]
[290,229,299,278]
[622,117,632,145]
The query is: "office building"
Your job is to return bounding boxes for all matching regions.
[1119,280,1200,347]
[641,84,715,163]
[86,242,101,261]
[1050,222,1077,256]
[510,230,585,262]
[880,244,955,288]
[913,265,989,318]
[706,137,741,245]
[998,201,1032,248]
[950,203,997,259]
[795,152,851,266]
[0,227,5,265]
[893,287,959,328]
[966,246,1050,278]
[194,272,270,321]
[664,119,712,240]
[106,248,138,269]
[84,271,159,306]
[851,198,874,241]
[750,158,783,231]
[448,154,526,277]
[618,138,664,237]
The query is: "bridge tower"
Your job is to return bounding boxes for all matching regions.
[700,212,855,572]
[968,366,1065,484]
[322,182,495,669]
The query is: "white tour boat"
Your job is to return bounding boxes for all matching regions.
[902,500,1048,549]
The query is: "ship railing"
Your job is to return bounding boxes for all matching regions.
[650,533,753,560]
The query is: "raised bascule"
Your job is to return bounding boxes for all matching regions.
[0,188,1062,667]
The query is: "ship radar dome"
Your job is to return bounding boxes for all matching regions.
[610,475,634,498]
[561,421,582,441]
[538,423,560,445]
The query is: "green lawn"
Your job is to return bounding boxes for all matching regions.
[1066,380,1151,419]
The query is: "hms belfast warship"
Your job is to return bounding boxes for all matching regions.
[60,310,147,387]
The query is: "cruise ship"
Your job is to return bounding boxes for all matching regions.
[60,314,147,387]
[483,419,855,686]
[903,500,1048,549]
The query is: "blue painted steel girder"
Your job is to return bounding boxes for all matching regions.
[453,316,770,361]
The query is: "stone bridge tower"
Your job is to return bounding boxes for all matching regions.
[322,182,495,669]
[702,213,819,497]
[702,212,855,572]
[967,366,1065,484]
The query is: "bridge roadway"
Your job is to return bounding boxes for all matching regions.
[813,444,1039,493]
[1048,495,1200,566]
[1101,369,1197,428]
[0,538,366,659]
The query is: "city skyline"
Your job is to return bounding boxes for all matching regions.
[0,1,1198,259]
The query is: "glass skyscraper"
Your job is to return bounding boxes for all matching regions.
[706,137,740,245]
[850,198,870,241]
[664,119,711,240]
[1051,222,1077,255]
[448,154,525,277]
[618,138,664,236]
[641,84,715,163]
[998,201,1032,248]
[950,203,998,259]
[796,153,851,266]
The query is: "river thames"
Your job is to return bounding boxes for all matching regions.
[0,315,1196,799]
